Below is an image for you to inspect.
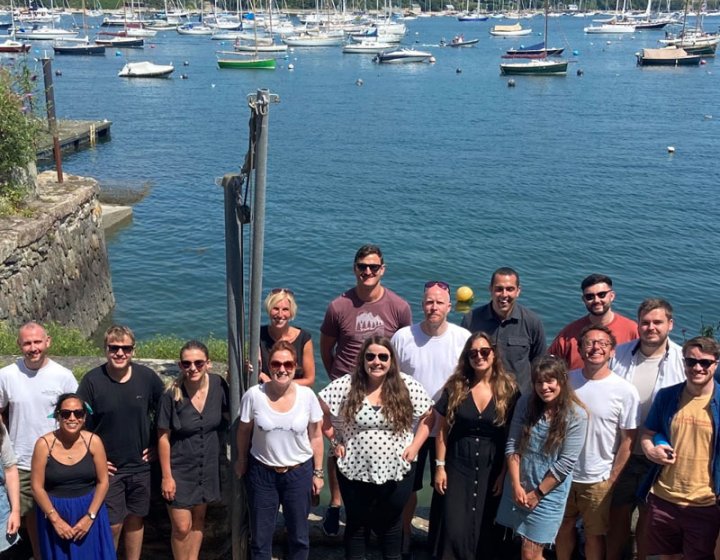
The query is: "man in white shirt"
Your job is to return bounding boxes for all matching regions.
[557,324,640,560]
[0,322,78,560]
[392,281,470,559]
[607,298,685,560]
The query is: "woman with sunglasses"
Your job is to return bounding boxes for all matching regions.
[318,336,433,560]
[259,288,315,387]
[433,332,519,560]
[236,340,324,560]
[496,356,588,560]
[30,393,115,559]
[157,340,229,560]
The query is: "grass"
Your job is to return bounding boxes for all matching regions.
[0,323,229,363]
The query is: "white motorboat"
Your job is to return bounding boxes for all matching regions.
[234,41,288,52]
[176,22,213,35]
[17,26,79,40]
[373,47,434,63]
[342,40,395,54]
[118,60,174,77]
[584,22,636,32]
[282,32,345,47]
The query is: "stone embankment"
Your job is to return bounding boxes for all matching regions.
[0,172,115,337]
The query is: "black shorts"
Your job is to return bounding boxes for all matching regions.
[105,470,152,525]
[413,437,437,492]
[611,454,654,508]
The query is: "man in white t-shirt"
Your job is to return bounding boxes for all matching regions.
[391,281,470,559]
[0,322,78,560]
[557,324,640,560]
[606,298,685,560]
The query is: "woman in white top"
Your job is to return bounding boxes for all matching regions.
[318,335,433,560]
[236,340,324,560]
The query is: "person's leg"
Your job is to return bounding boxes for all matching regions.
[123,471,152,560]
[679,501,720,560]
[606,503,633,560]
[584,534,606,560]
[337,469,373,560]
[520,537,545,560]
[401,438,430,557]
[187,504,208,560]
[372,465,415,560]
[18,469,41,560]
[581,480,613,560]
[635,504,649,560]
[644,494,683,560]
[168,507,194,560]
[323,456,342,536]
[278,462,312,560]
[246,460,280,560]
[555,483,579,560]
[104,472,129,551]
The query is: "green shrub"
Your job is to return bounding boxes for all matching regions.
[0,322,101,356]
[135,334,228,362]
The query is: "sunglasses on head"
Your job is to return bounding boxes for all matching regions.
[469,348,493,359]
[58,409,86,420]
[355,262,382,274]
[583,291,610,302]
[684,357,718,369]
[270,360,295,370]
[365,352,390,363]
[425,280,450,292]
[270,288,294,296]
[107,344,134,354]
[180,360,207,370]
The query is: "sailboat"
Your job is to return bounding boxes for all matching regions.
[216,0,276,68]
[53,0,107,55]
[658,0,718,54]
[96,1,145,47]
[0,0,31,52]
[499,0,567,75]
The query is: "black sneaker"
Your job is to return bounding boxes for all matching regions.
[322,505,341,537]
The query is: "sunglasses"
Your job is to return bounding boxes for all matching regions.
[270,360,296,370]
[180,360,207,370]
[107,344,134,354]
[270,288,294,296]
[365,352,390,363]
[58,409,86,420]
[469,348,493,359]
[425,280,450,292]
[355,262,382,274]
[684,357,718,369]
[583,291,610,302]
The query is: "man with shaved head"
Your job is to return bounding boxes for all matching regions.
[0,322,78,559]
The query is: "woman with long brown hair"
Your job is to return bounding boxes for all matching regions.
[496,355,588,560]
[433,332,520,560]
[318,335,433,560]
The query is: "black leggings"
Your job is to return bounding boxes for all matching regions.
[337,464,416,560]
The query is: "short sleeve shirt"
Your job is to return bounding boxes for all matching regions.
[318,373,432,484]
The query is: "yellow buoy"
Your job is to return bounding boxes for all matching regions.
[456,286,474,302]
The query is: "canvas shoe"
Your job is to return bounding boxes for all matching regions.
[322,505,341,537]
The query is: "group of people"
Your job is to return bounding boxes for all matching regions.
[242,244,720,560]
[1,242,719,560]
[0,323,228,560]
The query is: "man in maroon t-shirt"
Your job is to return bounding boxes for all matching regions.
[319,244,412,536]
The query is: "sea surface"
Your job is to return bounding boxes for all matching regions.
[12,14,720,373]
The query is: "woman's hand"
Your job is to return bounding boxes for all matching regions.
[50,514,74,540]
[235,460,248,478]
[524,489,541,510]
[161,476,176,502]
[333,443,346,459]
[401,444,419,462]
[71,514,94,541]
[6,510,19,537]
[434,467,447,495]
[512,484,527,507]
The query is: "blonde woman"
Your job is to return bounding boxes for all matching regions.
[158,341,229,560]
[259,288,315,387]
[434,332,520,560]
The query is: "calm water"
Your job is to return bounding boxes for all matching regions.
[19,14,720,367]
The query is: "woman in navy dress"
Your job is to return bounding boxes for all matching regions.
[158,340,229,560]
[30,393,115,559]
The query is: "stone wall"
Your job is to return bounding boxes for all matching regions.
[0,171,115,336]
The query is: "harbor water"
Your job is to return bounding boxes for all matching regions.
[14,14,720,378]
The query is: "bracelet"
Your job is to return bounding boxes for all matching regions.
[313,469,324,478]
[435,460,446,467]
[535,486,546,498]
[329,439,339,450]
[45,509,56,519]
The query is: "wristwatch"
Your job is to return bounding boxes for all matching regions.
[87,511,97,521]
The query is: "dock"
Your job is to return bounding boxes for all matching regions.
[36,119,112,162]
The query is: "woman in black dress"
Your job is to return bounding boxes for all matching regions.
[433,332,519,560]
[158,340,229,560]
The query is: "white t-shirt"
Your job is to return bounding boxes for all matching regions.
[318,372,433,484]
[0,359,78,470]
[391,323,471,402]
[569,369,640,483]
[239,384,322,467]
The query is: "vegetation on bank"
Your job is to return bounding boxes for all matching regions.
[0,66,39,217]
[0,323,229,363]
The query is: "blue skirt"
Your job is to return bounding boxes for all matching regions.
[37,490,116,560]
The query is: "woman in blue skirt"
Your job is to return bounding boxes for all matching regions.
[496,356,588,560]
[31,393,116,559]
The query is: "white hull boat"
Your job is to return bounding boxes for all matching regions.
[118,60,174,77]
[373,47,434,63]
[342,40,394,53]
[584,23,636,32]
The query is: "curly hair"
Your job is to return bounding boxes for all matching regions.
[442,332,518,428]
[340,336,412,434]
[517,355,586,455]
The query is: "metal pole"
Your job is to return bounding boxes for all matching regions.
[247,88,279,388]
[223,173,249,560]
[40,55,63,184]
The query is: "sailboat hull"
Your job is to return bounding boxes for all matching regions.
[217,58,277,69]
[500,59,568,75]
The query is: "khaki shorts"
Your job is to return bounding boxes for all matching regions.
[19,469,35,516]
[564,479,613,536]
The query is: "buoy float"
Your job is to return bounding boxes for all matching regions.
[508,79,516,87]
[576,68,584,76]
[288,63,294,70]
[456,67,462,73]
[700,59,707,65]
[355,78,363,86]
[429,56,436,63]
[183,61,189,66]
[667,146,675,153]
[456,286,474,303]
[703,114,712,120]
[573,49,579,56]
[55,70,62,76]
[115,50,122,56]
[181,74,188,79]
